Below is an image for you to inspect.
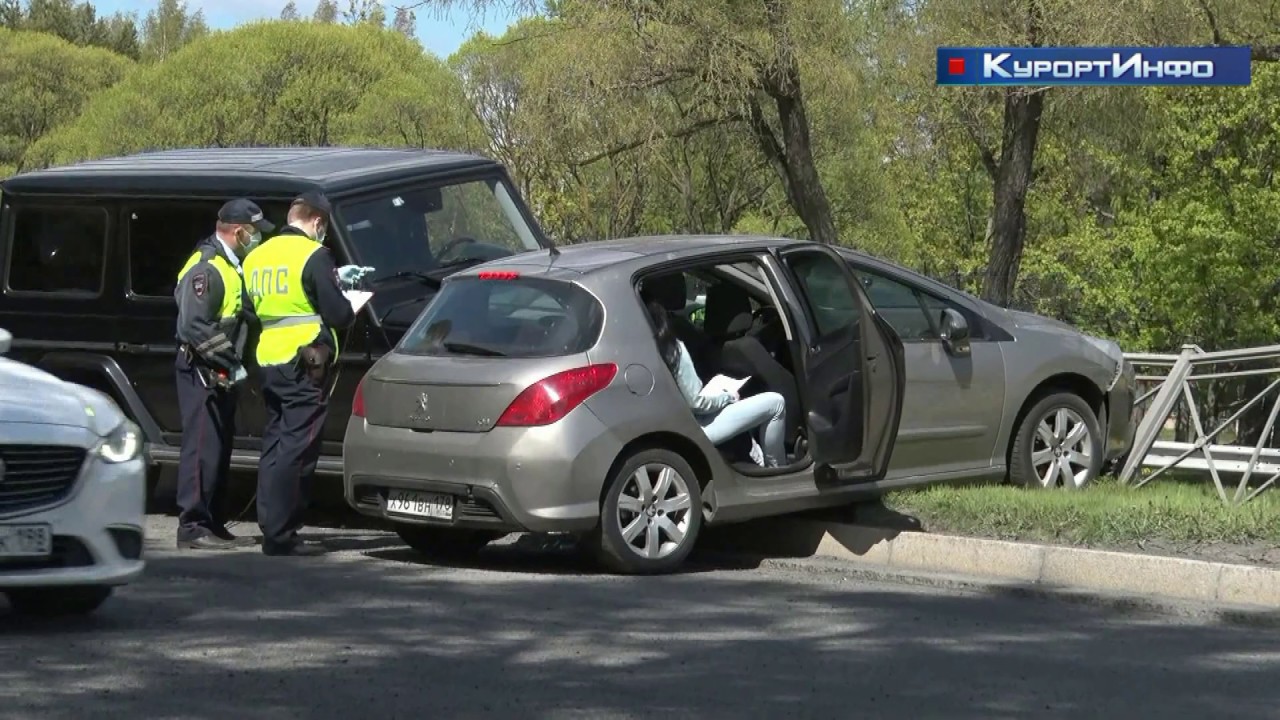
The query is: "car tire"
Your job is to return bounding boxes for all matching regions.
[1009,391,1104,490]
[596,448,703,575]
[4,586,113,616]
[395,525,499,559]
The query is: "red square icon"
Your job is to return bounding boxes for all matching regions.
[948,57,966,75]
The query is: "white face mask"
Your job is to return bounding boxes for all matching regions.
[315,222,327,244]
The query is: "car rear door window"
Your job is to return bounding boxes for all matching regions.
[399,276,604,358]
[127,202,222,298]
[5,205,109,296]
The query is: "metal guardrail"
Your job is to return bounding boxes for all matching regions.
[1118,344,1280,504]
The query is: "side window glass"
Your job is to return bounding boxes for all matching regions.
[785,250,859,338]
[127,202,221,298]
[851,267,953,341]
[127,201,291,299]
[7,205,108,295]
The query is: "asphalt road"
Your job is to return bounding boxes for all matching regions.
[2,516,1278,720]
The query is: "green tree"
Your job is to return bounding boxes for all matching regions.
[141,0,208,62]
[432,0,862,246]
[280,2,300,21]
[0,27,134,175]
[7,0,141,58]
[313,0,339,23]
[891,0,1278,307]
[25,21,478,166]
[392,7,416,37]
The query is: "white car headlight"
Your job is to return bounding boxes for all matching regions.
[97,420,142,464]
[1083,335,1126,391]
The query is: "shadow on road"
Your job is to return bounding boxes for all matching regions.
[2,525,1279,720]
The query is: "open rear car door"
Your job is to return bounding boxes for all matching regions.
[775,244,905,483]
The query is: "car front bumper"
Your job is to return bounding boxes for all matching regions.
[1104,358,1137,461]
[0,453,147,590]
[342,408,624,535]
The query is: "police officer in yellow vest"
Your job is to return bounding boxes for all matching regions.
[243,191,355,557]
[174,198,274,551]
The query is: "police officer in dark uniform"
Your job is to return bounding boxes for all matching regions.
[174,198,275,550]
[242,191,356,556]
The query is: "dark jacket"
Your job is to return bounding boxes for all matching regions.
[174,235,256,371]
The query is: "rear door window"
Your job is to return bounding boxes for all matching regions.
[6,205,109,296]
[398,276,604,358]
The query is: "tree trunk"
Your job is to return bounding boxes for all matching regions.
[980,88,1045,307]
[743,0,840,245]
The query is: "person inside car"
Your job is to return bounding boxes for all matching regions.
[647,300,788,468]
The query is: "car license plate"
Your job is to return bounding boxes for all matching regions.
[0,524,52,559]
[385,490,454,520]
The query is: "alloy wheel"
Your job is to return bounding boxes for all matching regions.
[614,463,693,560]
[1031,407,1095,489]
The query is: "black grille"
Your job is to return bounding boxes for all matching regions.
[0,445,87,516]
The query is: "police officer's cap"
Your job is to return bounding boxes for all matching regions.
[218,198,275,233]
[292,191,332,219]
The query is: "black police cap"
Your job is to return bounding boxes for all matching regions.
[218,198,275,233]
[292,190,332,218]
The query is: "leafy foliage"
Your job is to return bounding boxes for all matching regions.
[24,21,479,167]
[0,27,134,175]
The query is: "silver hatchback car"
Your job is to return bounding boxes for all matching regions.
[344,235,1134,574]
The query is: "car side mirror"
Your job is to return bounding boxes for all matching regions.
[938,309,970,357]
[0,328,10,355]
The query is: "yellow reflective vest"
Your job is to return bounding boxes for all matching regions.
[242,233,336,367]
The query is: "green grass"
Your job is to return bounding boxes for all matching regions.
[886,477,1280,547]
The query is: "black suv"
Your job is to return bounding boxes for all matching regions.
[0,147,551,488]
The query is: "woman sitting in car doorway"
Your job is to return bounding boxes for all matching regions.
[646,300,788,467]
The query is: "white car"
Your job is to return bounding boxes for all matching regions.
[0,328,146,616]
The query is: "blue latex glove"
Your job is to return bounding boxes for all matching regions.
[336,265,376,289]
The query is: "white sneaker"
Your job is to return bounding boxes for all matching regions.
[748,437,765,466]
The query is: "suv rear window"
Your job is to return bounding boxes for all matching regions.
[398,276,604,358]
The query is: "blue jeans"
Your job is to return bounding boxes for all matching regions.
[697,391,787,467]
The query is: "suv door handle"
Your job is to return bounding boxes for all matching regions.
[116,342,148,354]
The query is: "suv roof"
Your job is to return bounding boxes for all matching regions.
[1,147,500,199]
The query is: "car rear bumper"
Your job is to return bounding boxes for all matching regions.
[0,456,147,590]
[342,408,623,534]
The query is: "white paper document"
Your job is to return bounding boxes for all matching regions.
[702,374,750,397]
[344,290,373,314]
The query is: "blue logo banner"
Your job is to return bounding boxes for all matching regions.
[936,46,1253,86]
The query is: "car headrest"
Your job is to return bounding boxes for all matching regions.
[704,283,754,340]
[640,273,687,312]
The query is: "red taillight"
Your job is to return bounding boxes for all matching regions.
[496,364,618,427]
[352,377,366,418]
[478,270,520,280]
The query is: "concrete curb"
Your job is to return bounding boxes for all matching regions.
[701,518,1280,613]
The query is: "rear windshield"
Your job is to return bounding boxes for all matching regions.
[397,276,604,358]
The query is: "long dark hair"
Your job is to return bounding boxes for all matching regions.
[646,300,680,372]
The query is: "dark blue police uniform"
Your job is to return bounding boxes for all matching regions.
[173,199,274,550]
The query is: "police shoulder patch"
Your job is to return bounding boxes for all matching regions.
[192,271,208,298]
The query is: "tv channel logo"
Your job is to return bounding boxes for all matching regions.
[937,46,1252,86]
